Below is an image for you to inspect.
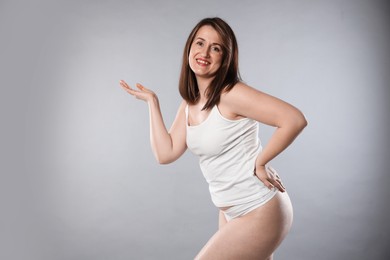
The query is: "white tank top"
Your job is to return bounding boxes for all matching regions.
[186,105,277,207]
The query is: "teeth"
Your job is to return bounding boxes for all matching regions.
[197,59,209,65]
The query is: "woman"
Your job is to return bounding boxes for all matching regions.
[120,17,307,260]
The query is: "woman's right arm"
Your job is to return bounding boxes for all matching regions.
[120,80,187,164]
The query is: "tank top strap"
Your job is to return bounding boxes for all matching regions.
[185,104,189,125]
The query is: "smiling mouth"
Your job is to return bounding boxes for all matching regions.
[196,59,210,65]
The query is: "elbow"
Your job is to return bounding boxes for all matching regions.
[278,110,308,134]
[157,159,171,165]
[155,155,173,165]
[295,112,308,131]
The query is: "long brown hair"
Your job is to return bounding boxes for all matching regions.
[179,17,241,110]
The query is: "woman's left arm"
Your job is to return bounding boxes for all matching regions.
[223,82,308,189]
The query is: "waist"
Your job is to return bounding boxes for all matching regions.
[210,174,276,208]
[218,188,278,212]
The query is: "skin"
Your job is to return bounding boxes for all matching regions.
[188,25,223,80]
[120,25,307,259]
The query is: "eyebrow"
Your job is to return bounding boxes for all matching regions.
[195,37,222,46]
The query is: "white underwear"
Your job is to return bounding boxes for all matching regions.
[222,188,277,222]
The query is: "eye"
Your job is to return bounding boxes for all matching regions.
[196,41,204,47]
[212,46,221,52]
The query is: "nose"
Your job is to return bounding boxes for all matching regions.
[201,46,210,58]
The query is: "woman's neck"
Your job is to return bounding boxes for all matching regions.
[196,76,214,103]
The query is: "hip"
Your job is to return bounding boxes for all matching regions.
[222,190,292,222]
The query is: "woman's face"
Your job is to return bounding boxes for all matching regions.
[189,25,224,80]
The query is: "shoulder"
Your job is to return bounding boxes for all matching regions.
[220,82,307,127]
[220,81,284,120]
[172,100,188,117]
[221,82,265,107]
[218,82,264,119]
[179,99,188,108]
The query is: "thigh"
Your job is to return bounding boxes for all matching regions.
[195,192,293,260]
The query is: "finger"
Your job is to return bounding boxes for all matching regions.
[136,83,148,92]
[119,81,141,96]
[119,80,131,88]
[120,84,138,96]
[121,80,139,92]
[276,177,285,187]
[254,173,273,190]
[266,181,275,190]
[271,178,286,192]
[119,80,131,90]
[266,165,277,175]
[266,166,284,185]
[266,166,277,179]
[260,178,275,190]
[136,83,153,94]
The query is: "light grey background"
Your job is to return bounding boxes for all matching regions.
[1,0,389,259]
